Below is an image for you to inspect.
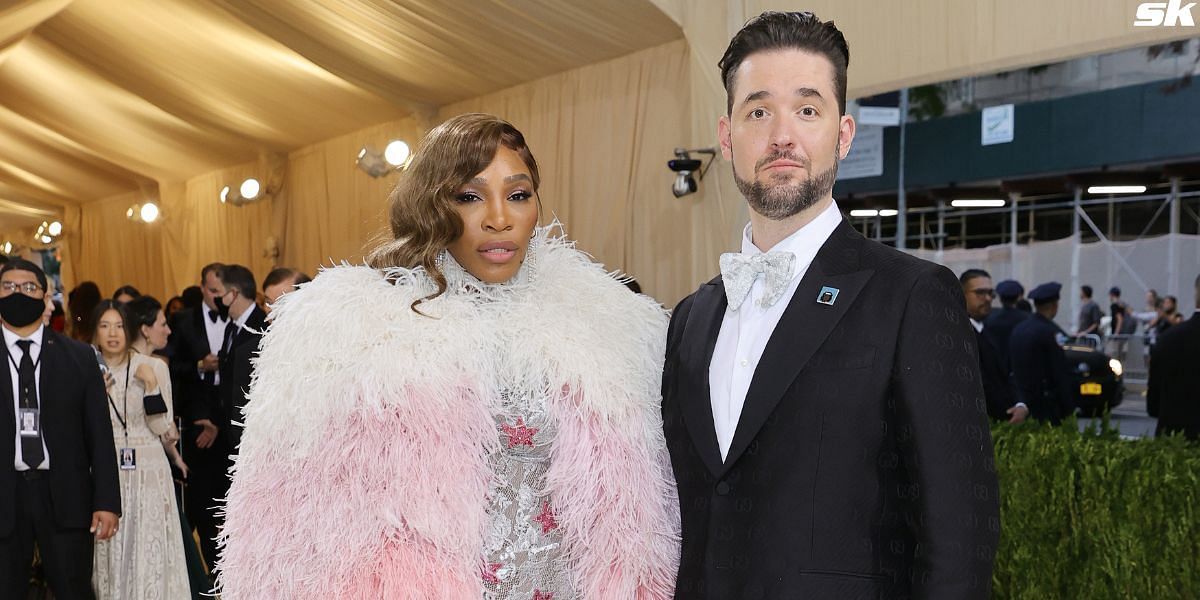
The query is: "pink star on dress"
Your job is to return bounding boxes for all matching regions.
[533,500,558,533]
[533,591,554,600]
[501,417,538,448]
[482,562,502,585]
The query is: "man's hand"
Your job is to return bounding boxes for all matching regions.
[1007,404,1030,424]
[199,354,219,373]
[91,510,120,541]
[194,419,219,448]
[133,363,158,391]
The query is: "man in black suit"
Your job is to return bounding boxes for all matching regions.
[215,264,267,453]
[661,13,999,599]
[1148,274,1200,439]
[167,262,228,571]
[0,259,120,599]
[961,269,1029,423]
[1009,282,1074,425]
[984,279,1029,362]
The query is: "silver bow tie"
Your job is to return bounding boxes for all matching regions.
[719,251,796,311]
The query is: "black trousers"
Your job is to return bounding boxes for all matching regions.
[0,472,96,600]
[182,426,231,572]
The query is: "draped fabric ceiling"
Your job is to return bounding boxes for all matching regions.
[1,0,1192,305]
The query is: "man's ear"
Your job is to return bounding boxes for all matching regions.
[718,115,733,162]
[837,114,857,160]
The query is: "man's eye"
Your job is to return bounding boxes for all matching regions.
[749,108,767,119]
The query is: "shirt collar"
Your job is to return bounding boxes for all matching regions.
[2,323,44,352]
[231,305,256,330]
[970,318,984,333]
[739,199,843,280]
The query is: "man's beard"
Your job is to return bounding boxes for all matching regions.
[734,150,840,220]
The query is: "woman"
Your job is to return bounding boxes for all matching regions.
[67,280,101,342]
[218,114,679,599]
[91,300,191,599]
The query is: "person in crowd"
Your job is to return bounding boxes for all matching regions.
[986,279,1031,361]
[164,296,186,321]
[1162,295,1184,326]
[217,114,679,599]
[180,286,203,311]
[1010,282,1074,425]
[661,12,997,599]
[90,300,190,598]
[1148,275,1200,440]
[126,295,210,598]
[214,265,266,452]
[111,285,141,305]
[67,280,102,343]
[1109,286,1135,336]
[1076,284,1103,336]
[962,269,1028,423]
[1,259,120,599]
[166,264,228,573]
[259,267,311,313]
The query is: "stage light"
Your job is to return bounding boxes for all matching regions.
[2,242,11,254]
[220,186,230,203]
[1087,185,1146,194]
[879,209,899,217]
[140,202,160,223]
[850,209,879,217]
[384,140,410,166]
[952,199,1006,208]
[40,235,51,244]
[240,178,261,200]
[356,143,410,178]
[48,221,62,236]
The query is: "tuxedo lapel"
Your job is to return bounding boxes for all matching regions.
[721,220,874,473]
[677,279,728,478]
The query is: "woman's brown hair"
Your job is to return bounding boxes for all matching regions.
[366,113,541,311]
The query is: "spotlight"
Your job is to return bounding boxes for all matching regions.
[2,242,11,254]
[140,202,160,223]
[40,235,51,244]
[667,148,716,198]
[48,221,62,236]
[356,140,410,178]
[384,140,410,167]
[220,178,267,206]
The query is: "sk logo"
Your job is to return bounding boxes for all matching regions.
[1134,0,1197,26]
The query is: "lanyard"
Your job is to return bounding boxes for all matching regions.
[7,343,42,409]
[106,357,132,446]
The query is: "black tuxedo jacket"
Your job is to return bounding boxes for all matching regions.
[662,220,999,599]
[1148,313,1200,439]
[218,306,266,451]
[0,327,121,535]
[167,305,221,424]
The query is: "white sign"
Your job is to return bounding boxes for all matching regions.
[981,104,1014,146]
[837,125,884,180]
[1134,0,1196,26]
[857,106,901,127]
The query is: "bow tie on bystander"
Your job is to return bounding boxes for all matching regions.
[208,309,220,323]
[719,251,796,311]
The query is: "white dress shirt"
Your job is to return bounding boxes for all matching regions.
[202,305,228,385]
[5,325,49,470]
[708,200,843,461]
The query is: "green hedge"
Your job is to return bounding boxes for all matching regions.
[992,418,1200,598]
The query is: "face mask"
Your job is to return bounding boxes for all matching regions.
[0,293,46,328]
[214,294,231,320]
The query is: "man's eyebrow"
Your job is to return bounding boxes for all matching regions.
[739,87,825,108]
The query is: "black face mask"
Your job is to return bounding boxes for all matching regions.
[213,295,231,320]
[0,293,45,328]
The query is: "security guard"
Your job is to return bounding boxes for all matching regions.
[984,279,1030,361]
[1009,282,1074,424]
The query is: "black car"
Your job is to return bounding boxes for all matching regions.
[1062,335,1124,417]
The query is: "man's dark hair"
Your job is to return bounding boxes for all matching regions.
[220,264,257,299]
[180,286,202,309]
[125,295,163,338]
[262,267,311,292]
[200,262,225,283]
[0,258,48,291]
[112,285,141,302]
[959,268,990,287]
[90,299,136,346]
[719,11,850,115]
[1081,285,1093,299]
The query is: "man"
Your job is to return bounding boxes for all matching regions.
[1009,282,1074,425]
[167,262,228,570]
[984,279,1029,361]
[661,12,998,599]
[1076,285,1102,336]
[961,269,1028,424]
[216,265,266,452]
[0,259,120,598]
[1109,286,1133,336]
[1147,275,1200,439]
[261,267,311,313]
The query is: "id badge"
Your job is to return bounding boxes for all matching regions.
[18,408,39,438]
[119,447,137,471]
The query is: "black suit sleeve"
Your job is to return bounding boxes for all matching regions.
[893,264,1000,599]
[78,346,121,516]
[662,293,695,402]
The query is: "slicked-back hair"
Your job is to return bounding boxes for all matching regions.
[220,264,257,299]
[719,11,850,115]
[960,268,991,287]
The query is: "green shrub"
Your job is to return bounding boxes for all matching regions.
[992,418,1200,598]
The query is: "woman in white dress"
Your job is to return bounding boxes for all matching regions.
[91,300,190,599]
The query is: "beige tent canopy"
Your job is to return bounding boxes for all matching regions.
[0,0,1188,304]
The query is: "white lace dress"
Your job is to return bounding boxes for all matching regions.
[93,352,190,600]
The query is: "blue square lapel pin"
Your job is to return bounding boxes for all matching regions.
[816,286,840,306]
